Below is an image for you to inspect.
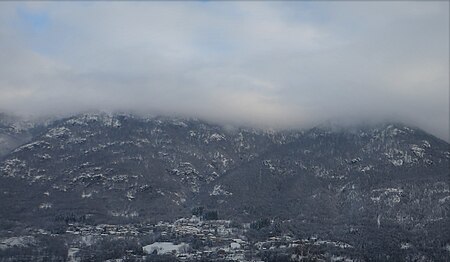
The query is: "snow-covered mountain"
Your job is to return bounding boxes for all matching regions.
[0,112,448,260]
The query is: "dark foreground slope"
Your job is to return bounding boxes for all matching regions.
[0,113,448,260]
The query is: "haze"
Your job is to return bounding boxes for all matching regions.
[0,2,448,140]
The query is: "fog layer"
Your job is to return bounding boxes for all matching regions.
[0,2,448,140]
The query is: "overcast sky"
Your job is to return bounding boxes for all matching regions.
[0,2,448,140]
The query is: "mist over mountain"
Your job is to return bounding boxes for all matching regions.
[0,1,448,261]
[0,112,449,261]
[0,1,449,141]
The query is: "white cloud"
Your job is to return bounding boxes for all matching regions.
[0,1,448,140]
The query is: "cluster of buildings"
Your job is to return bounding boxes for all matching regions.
[62,216,354,261]
[65,223,152,236]
[149,216,249,261]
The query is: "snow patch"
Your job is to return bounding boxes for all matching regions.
[439,196,450,204]
[210,133,226,141]
[143,242,189,255]
[45,127,71,138]
[230,242,241,249]
[126,191,135,201]
[389,159,403,167]
[109,210,139,218]
[0,236,36,250]
[401,243,412,250]
[360,165,373,173]
[81,192,92,198]
[67,247,81,262]
[39,202,52,209]
[211,184,232,196]
[410,145,425,158]
[422,140,431,148]
[67,113,121,127]
[12,141,51,153]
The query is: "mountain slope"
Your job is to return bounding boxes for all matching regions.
[0,113,288,224]
[0,113,448,259]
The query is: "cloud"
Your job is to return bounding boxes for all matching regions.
[0,1,448,140]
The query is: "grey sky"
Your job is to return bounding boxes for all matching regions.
[0,2,448,140]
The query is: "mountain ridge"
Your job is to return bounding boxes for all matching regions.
[0,112,449,260]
